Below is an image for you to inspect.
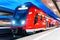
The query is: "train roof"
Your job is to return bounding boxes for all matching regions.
[0,0,60,21]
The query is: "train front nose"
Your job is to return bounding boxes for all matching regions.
[12,4,31,27]
[12,16,26,27]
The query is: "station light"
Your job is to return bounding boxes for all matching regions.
[48,3,54,7]
[53,9,57,12]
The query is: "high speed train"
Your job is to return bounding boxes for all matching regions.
[0,0,60,34]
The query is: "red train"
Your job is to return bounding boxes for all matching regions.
[11,5,60,34]
[0,0,60,35]
[25,5,59,33]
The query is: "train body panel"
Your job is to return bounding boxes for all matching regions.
[25,5,47,32]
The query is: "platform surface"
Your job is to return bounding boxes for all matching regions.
[16,27,60,40]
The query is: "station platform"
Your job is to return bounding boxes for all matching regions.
[16,27,60,40]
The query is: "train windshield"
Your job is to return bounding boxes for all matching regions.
[13,9,28,26]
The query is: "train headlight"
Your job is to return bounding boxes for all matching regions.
[12,20,16,24]
[21,20,25,25]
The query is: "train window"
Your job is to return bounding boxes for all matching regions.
[14,11,27,21]
[40,15,42,21]
[34,13,38,24]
